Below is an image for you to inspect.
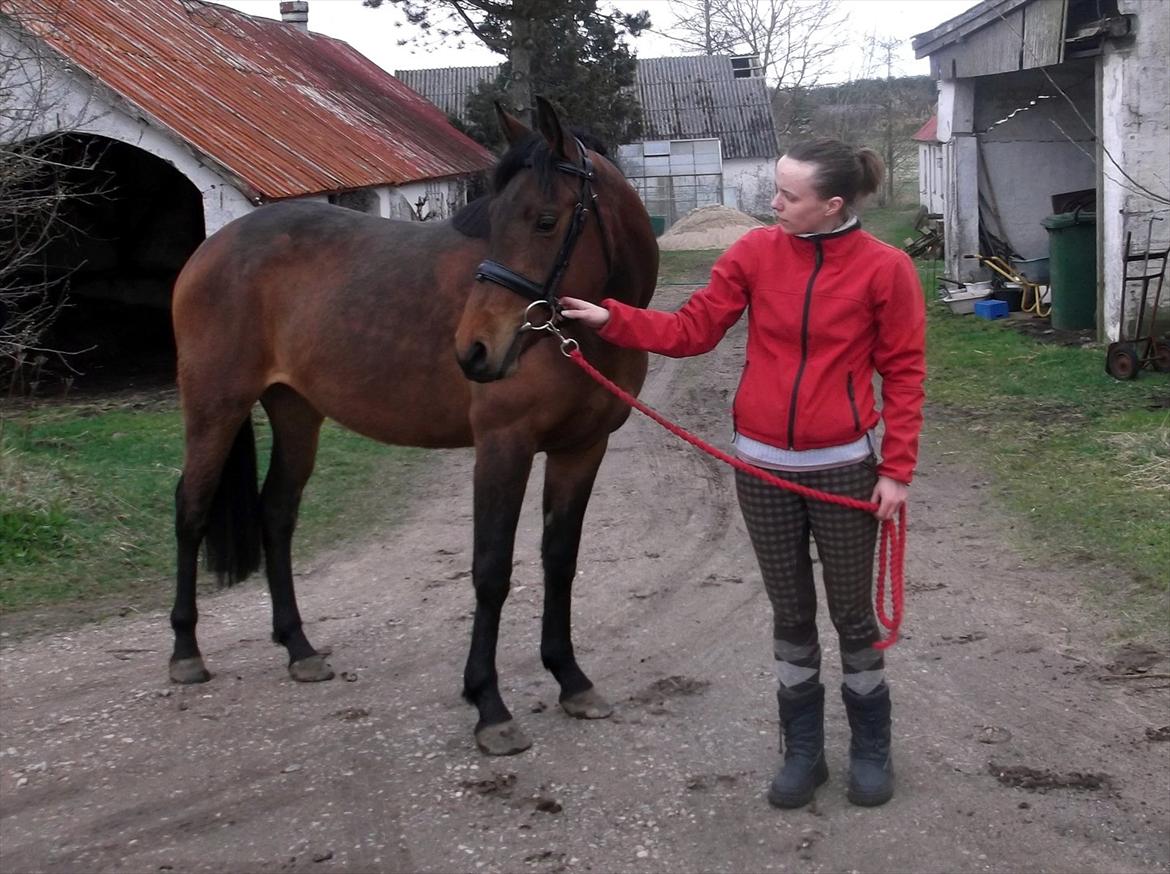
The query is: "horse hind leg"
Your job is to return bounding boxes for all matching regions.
[541,439,613,721]
[258,384,333,682]
[171,404,261,684]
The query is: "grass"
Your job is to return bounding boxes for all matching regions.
[655,202,1169,620]
[922,273,1169,600]
[0,401,424,616]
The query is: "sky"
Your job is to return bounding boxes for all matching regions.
[219,0,982,83]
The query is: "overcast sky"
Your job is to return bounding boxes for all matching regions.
[218,0,981,82]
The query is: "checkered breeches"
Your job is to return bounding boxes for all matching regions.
[735,458,880,650]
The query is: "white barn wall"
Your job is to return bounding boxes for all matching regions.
[1100,0,1170,341]
[918,142,945,216]
[722,158,775,218]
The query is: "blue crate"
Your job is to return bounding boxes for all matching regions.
[974,299,1009,320]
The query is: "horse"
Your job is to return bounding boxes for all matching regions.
[168,97,659,755]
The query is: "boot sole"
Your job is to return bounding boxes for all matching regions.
[847,782,894,807]
[767,757,829,809]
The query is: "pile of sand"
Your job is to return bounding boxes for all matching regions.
[657,205,766,250]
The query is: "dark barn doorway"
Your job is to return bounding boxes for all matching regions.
[13,134,205,396]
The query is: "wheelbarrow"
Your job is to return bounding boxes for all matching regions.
[1106,217,1170,380]
[962,254,1051,317]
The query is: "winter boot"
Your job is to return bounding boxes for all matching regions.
[841,683,894,806]
[767,683,828,808]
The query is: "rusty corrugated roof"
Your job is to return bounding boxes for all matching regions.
[2,0,495,200]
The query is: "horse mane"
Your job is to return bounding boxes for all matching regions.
[451,128,618,240]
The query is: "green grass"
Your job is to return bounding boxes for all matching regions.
[0,404,423,615]
[922,269,1169,599]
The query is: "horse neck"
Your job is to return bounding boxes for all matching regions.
[595,166,658,310]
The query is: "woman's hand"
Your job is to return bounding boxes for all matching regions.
[559,297,611,329]
[870,476,908,521]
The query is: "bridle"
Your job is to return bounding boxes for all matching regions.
[474,138,614,351]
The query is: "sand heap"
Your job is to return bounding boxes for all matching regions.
[657,205,766,250]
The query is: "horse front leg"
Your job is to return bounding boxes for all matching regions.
[463,434,534,755]
[542,438,613,720]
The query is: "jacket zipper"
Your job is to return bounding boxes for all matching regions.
[786,241,823,448]
[846,372,862,432]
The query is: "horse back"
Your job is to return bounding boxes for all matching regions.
[173,201,483,447]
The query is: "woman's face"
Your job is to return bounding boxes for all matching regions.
[771,156,845,235]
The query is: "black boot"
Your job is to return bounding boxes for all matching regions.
[767,684,828,808]
[841,683,894,806]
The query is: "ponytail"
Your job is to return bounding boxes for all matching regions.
[784,139,885,208]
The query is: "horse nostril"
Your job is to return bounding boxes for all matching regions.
[459,341,490,380]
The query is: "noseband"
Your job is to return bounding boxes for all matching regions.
[474,138,614,318]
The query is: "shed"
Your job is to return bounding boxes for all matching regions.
[912,0,1169,340]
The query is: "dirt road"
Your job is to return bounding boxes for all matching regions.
[2,284,1168,874]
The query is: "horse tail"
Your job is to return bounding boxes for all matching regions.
[203,416,263,586]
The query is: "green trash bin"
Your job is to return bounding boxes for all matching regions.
[1041,209,1096,330]
[649,215,667,237]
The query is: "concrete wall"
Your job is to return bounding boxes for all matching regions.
[975,64,1096,262]
[1099,0,1170,341]
[722,158,776,218]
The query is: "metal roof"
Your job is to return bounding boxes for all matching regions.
[634,57,777,159]
[396,54,778,160]
[396,65,501,122]
[2,0,495,200]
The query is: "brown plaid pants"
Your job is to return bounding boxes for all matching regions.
[735,457,880,651]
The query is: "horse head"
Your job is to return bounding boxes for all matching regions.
[455,97,656,382]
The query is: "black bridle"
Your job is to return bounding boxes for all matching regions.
[474,138,614,320]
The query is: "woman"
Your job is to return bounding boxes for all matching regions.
[561,139,926,809]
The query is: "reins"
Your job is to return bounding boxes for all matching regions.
[563,340,906,651]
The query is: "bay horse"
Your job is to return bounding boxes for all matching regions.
[168,98,658,755]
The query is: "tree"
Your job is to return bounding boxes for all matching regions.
[663,0,846,89]
[365,0,648,129]
[1,9,104,382]
[458,7,643,152]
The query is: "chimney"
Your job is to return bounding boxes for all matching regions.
[279,1,308,32]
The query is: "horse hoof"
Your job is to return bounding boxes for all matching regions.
[288,654,334,682]
[560,687,613,720]
[169,657,211,684]
[475,721,532,756]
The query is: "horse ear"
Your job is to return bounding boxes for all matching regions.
[535,96,582,164]
[495,101,531,146]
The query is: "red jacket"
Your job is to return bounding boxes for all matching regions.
[599,223,926,483]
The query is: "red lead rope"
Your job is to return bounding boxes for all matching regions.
[568,348,905,649]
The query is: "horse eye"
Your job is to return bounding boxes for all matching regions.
[536,214,558,232]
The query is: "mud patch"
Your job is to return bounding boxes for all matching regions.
[460,772,517,798]
[630,675,710,706]
[988,761,1112,792]
[1145,725,1170,742]
[1106,643,1162,674]
[685,773,739,791]
[331,707,370,722]
[974,725,1013,744]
